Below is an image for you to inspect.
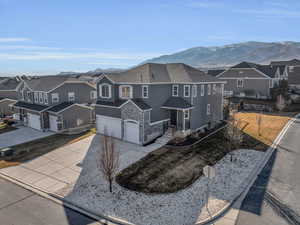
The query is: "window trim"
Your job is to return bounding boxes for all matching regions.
[207,84,211,95]
[39,92,44,104]
[184,85,190,97]
[90,90,97,100]
[68,92,75,102]
[119,85,133,99]
[142,85,149,98]
[201,84,205,96]
[192,85,197,97]
[212,84,217,95]
[27,91,31,102]
[237,79,244,88]
[44,93,48,105]
[172,85,179,97]
[99,83,112,99]
[184,110,189,119]
[34,92,39,103]
[51,93,59,103]
[269,79,274,88]
[207,104,211,115]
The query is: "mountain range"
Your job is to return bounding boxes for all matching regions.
[144,41,300,69]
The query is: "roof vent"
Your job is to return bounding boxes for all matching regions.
[151,73,155,80]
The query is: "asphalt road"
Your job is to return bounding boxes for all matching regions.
[236,117,300,225]
[0,177,100,225]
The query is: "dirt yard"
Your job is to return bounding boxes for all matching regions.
[116,112,291,194]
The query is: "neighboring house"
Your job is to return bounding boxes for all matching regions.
[95,63,225,145]
[12,76,97,132]
[215,62,287,99]
[0,77,23,117]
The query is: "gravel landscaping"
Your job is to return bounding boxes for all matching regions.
[57,141,265,225]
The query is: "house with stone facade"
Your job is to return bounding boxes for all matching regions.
[95,63,225,145]
[12,76,97,132]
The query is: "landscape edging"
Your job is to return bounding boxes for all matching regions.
[196,113,299,225]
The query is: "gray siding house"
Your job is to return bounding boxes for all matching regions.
[12,76,96,132]
[95,63,225,145]
[213,62,287,99]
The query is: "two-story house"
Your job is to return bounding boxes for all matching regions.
[95,63,225,145]
[0,77,23,117]
[12,76,97,132]
[212,62,287,99]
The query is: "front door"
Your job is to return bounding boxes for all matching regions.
[170,110,177,126]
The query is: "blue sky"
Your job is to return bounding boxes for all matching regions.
[1,0,300,75]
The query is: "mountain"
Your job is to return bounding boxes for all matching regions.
[144,41,300,69]
[57,68,125,76]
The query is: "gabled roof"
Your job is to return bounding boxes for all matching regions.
[270,59,300,66]
[207,69,225,77]
[96,99,127,107]
[14,101,50,112]
[231,62,259,69]
[0,78,22,91]
[131,99,151,110]
[47,102,74,113]
[162,97,193,109]
[102,63,221,84]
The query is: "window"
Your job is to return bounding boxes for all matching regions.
[289,66,294,73]
[142,85,149,98]
[90,90,97,100]
[119,85,132,99]
[44,93,48,104]
[39,92,44,104]
[269,79,274,88]
[27,91,31,102]
[99,83,111,98]
[34,92,39,103]
[212,84,217,95]
[68,92,75,102]
[184,85,190,97]
[207,84,211,95]
[207,104,211,115]
[52,93,59,103]
[184,110,189,119]
[201,85,205,96]
[192,85,197,97]
[237,79,244,88]
[20,90,24,100]
[172,85,179,97]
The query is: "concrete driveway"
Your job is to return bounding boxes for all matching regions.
[0,126,54,148]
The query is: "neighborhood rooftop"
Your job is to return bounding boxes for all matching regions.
[0,78,21,90]
[102,63,224,84]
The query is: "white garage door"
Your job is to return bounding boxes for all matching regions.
[27,113,41,130]
[96,115,122,139]
[124,120,140,144]
[49,115,58,132]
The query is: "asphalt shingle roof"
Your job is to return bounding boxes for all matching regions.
[288,66,300,85]
[0,78,21,90]
[270,59,300,66]
[14,101,49,112]
[96,100,127,107]
[131,99,152,110]
[207,69,225,76]
[104,63,221,84]
[47,102,74,113]
[162,97,193,109]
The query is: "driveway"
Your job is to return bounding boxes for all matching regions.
[0,126,54,148]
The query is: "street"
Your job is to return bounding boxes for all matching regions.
[236,117,300,225]
[0,177,100,225]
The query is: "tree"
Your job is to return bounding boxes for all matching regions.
[225,113,244,161]
[276,94,287,112]
[97,133,120,193]
[270,80,289,100]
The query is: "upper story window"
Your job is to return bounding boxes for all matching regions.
[172,85,179,97]
[269,79,274,88]
[201,85,205,96]
[192,85,197,97]
[289,66,294,73]
[207,104,211,115]
[39,92,44,104]
[184,85,190,97]
[68,92,75,102]
[99,83,111,99]
[27,91,31,102]
[44,93,48,105]
[34,92,39,103]
[184,110,189,119]
[119,85,132,99]
[20,90,24,100]
[90,90,97,100]
[237,79,244,88]
[52,93,59,103]
[207,84,211,95]
[212,84,217,95]
[142,85,149,98]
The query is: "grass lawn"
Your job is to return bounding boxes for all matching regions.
[0,128,96,169]
[0,122,17,134]
[116,113,291,194]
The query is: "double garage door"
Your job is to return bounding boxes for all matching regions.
[49,115,58,132]
[27,113,41,130]
[96,115,140,144]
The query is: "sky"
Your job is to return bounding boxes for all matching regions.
[1,0,300,75]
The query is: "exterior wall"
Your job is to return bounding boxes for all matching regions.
[95,105,121,118]
[97,77,117,102]
[0,90,18,100]
[0,99,16,116]
[218,68,267,78]
[60,105,93,130]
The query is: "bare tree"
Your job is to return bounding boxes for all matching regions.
[225,113,244,161]
[276,94,286,112]
[97,132,120,193]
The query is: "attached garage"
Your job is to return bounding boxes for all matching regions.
[96,115,122,139]
[49,115,58,132]
[27,113,41,130]
[124,120,140,144]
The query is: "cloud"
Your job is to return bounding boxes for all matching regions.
[0,45,62,50]
[234,8,300,18]
[0,38,30,42]
[186,0,223,8]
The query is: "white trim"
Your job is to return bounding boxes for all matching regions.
[47,81,96,94]
[237,79,244,88]
[51,93,59,103]
[98,80,226,85]
[201,84,205,96]
[184,85,190,97]
[0,98,16,103]
[219,77,270,80]
[149,118,170,126]
[207,84,211,95]
[51,103,93,114]
[38,92,44,104]
[184,110,189,119]
[172,84,179,97]
[192,84,197,97]
[99,83,112,99]
[68,92,75,102]
[95,74,116,84]
[207,104,211,115]
[216,67,271,79]
[119,85,133,99]
[142,85,149,98]
[161,106,194,110]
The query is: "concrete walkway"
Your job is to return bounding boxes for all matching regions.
[0,126,54,148]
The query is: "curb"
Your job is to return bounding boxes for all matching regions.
[196,113,299,225]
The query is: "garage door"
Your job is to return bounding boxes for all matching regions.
[49,115,58,132]
[124,120,140,144]
[96,115,122,139]
[27,113,41,130]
